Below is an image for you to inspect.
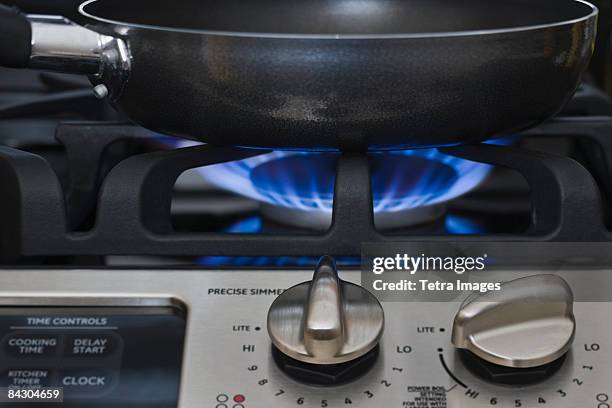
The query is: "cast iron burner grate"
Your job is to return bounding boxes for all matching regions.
[1,116,612,262]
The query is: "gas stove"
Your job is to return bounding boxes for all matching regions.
[1,40,612,408]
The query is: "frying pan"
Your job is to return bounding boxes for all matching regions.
[0,0,599,150]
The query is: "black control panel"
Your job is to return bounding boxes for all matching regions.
[0,306,186,407]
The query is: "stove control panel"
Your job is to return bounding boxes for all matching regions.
[198,270,611,408]
[0,269,609,408]
[0,306,185,407]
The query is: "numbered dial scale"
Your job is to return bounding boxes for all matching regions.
[0,268,609,408]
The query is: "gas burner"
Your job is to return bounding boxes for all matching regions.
[0,118,610,262]
[196,148,499,230]
[261,201,448,230]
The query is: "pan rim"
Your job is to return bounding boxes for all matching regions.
[78,0,598,40]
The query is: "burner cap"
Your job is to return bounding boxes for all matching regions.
[251,154,457,229]
[261,201,446,230]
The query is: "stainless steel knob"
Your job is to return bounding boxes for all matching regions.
[267,256,384,365]
[452,274,575,369]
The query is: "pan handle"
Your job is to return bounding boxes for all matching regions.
[0,4,130,99]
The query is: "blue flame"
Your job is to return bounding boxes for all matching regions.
[445,215,487,234]
[223,215,263,234]
[198,255,360,267]
[184,142,507,215]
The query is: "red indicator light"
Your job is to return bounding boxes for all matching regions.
[233,394,246,403]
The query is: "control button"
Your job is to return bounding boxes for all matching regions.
[3,332,59,357]
[64,332,120,357]
[452,275,575,385]
[268,256,384,385]
[59,369,116,398]
[216,394,229,402]
[1,369,53,387]
[216,405,228,408]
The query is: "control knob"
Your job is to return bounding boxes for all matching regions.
[452,274,575,385]
[267,256,384,385]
